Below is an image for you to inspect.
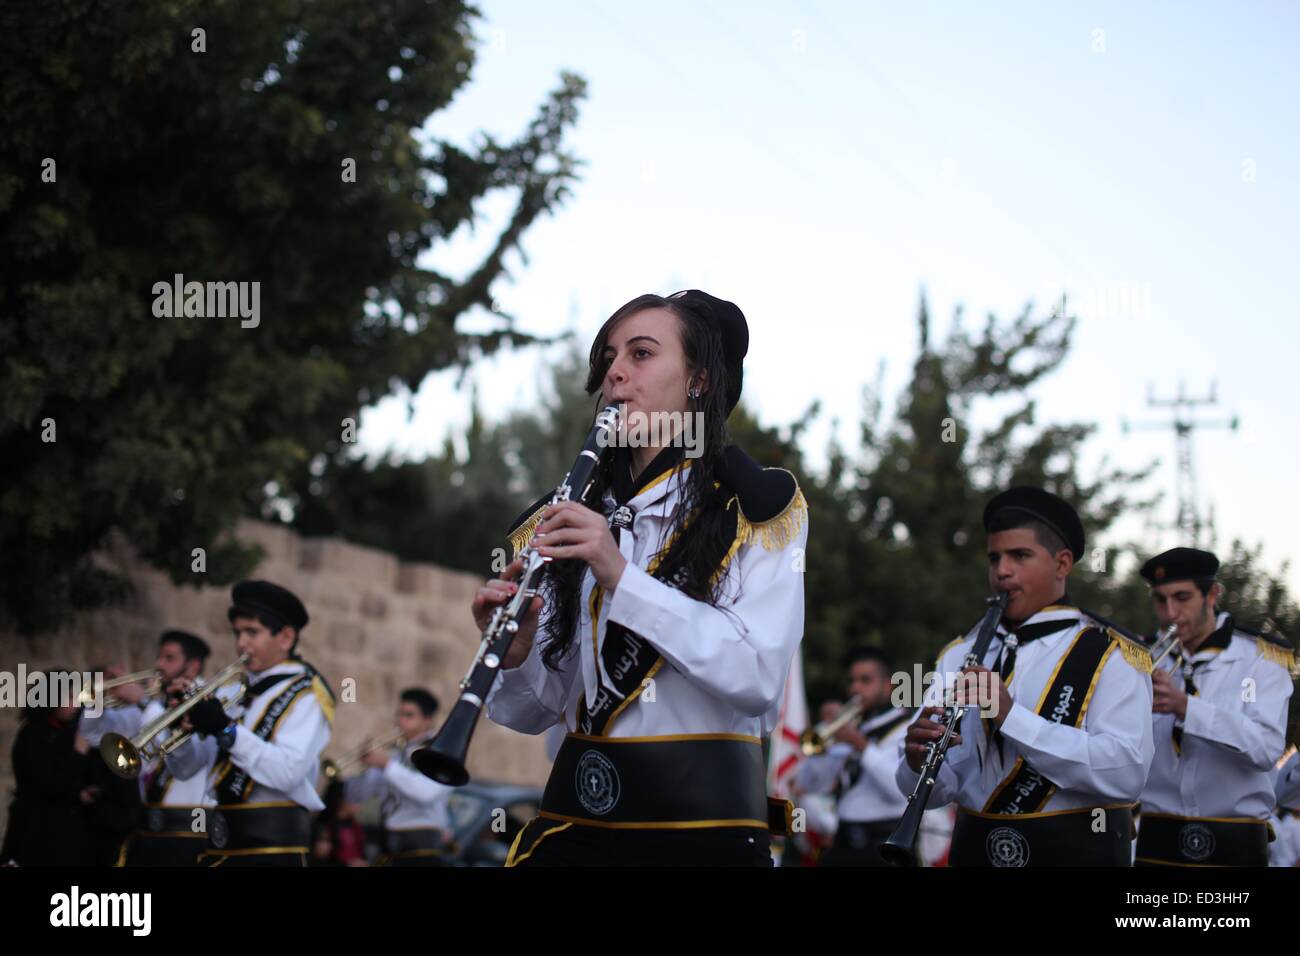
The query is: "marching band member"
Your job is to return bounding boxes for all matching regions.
[478,290,808,866]
[1133,548,1297,866]
[896,487,1155,866]
[797,647,909,866]
[167,580,334,866]
[120,631,214,866]
[344,688,455,865]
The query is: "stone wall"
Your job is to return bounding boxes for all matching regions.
[0,519,552,837]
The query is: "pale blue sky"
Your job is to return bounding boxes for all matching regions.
[361,1,1300,591]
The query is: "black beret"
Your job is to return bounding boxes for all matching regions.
[983,485,1085,561]
[669,289,749,414]
[228,580,309,632]
[1140,547,1219,585]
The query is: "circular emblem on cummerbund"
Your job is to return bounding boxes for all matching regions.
[210,811,229,849]
[1179,822,1215,861]
[575,749,620,816]
[147,808,165,833]
[986,826,1030,867]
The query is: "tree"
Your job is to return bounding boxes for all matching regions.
[1,0,586,632]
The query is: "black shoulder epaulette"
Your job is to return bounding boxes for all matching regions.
[504,491,553,560]
[718,445,808,551]
[1077,608,1153,674]
[1232,619,1296,651]
[1232,619,1300,676]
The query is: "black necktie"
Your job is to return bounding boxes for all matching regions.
[1169,617,1233,754]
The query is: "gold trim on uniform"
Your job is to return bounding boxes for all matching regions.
[534,810,769,830]
[735,481,807,552]
[1254,638,1300,677]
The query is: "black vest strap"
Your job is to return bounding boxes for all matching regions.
[983,626,1114,814]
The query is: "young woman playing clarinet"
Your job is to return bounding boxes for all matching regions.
[474,290,808,866]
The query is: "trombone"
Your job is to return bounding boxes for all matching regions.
[99,655,249,779]
[801,696,867,756]
[77,669,163,709]
[320,732,407,785]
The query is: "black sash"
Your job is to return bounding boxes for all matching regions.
[1135,814,1270,866]
[540,733,769,828]
[214,672,313,805]
[983,626,1114,814]
[576,490,741,736]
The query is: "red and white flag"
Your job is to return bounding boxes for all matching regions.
[767,648,809,799]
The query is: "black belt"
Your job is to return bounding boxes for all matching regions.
[141,805,204,835]
[385,827,448,856]
[950,805,1134,866]
[1135,814,1270,866]
[206,804,311,853]
[541,733,769,829]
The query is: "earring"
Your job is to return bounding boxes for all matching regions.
[687,386,701,400]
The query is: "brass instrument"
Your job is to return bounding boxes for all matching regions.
[99,655,249,779]
[77,669,163,708]
[801,696,867,756]
[1147,622,1181,668]
[320,731,407,785]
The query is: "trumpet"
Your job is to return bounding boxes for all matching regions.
[320,731,407,783]
[99,655,249,779]
[880,591,1011,866]
[1147,622,1181,668]
[412,403,622,786]
[76,669,163,708]
[801,696,867,756]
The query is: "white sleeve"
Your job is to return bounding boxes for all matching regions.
[227,692,330,792]
[485,636,579,735]
[343,766,386,804]
[996,644,1154,802]
[605,519,808,717]
[796,747,851,795]
[384,759,454,804]
[1182,651,1293,770]
[163,729,218,782]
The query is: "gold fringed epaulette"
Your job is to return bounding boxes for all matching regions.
[311,676,336,725]
[1255,638,1300,677]
[507,503,548,560]
[1110,628,1153,674]
[735,484,808,551]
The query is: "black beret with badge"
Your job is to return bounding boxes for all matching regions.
[1139,547,1220,585]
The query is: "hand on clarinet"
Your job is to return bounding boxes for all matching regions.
[471,558,543,669]
[904,706,963,772]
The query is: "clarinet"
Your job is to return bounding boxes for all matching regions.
[412,404,622,786]
[879,590,1011,865]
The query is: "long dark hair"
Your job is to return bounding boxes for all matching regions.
[539,292,739,670]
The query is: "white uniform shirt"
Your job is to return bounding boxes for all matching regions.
[143,684,241,807]
[344,735,454,830]
[166,660,330,812]
[895,605,1154,813]
[1139,613,1292,820]
[487,458,807,739]
[79,704,144,748]
[797,709,910,823]
[1270,751,1300,866]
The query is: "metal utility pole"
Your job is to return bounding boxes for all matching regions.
[1122,382,1239,547]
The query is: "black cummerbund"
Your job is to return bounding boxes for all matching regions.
[950,804,1135,866]
[208,803,311,851]
[540,733,769,829]
[1135,813,1269,866]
